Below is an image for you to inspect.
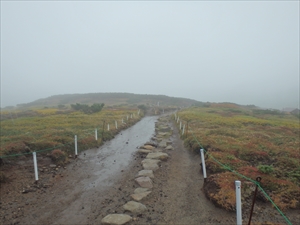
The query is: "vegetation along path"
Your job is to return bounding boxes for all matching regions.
[1,113,299,225]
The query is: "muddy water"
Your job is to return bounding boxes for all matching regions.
[51,116,158,225]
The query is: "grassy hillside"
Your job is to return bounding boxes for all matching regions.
[12,92,201,109]
[175,103,299,211]
[0,106,143,162]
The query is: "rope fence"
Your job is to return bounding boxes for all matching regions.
[173,112,293,225]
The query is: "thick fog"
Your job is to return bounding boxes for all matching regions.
[1,1,299,109]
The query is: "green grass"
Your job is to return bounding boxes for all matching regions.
[0,106,143,158]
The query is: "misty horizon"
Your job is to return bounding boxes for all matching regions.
[1,1,299,110]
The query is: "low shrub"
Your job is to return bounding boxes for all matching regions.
[50,149,67,165]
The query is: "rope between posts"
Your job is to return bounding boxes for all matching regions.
[0,112,140,159]
[186,122,293,225]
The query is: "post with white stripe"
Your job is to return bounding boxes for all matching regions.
[95,128,98,140]
[200,149,207,179]
[75,135,78,157]
[235,180,242,225]
[33,152,39,182]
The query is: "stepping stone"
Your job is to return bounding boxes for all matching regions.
[101,214,132,225]
[135,176,153,188]
[134,188,149,194]
[136,170,154,178]
[167,141,172,145]
[141,159,160,171]
[142,163,159,171]
[142,145,155,150]
[165,145,173,150]
[138,149,152,154]
[158,140,167,148]
[123,201,147,213]
[141,159,161,164]
[131,191,152,201]
[146,152,169,161]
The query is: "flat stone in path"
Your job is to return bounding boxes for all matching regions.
[135,176,153,188]
[136,170,154,178]
[141,159,160,171]
[141,159,161,164]
[138,149,152,154]
[165,145,174,150]
[146,152,169,161]
[131,191,152,201]
[134,188,149,194]
[158,140,167,148]
[123,201,147,213]
[101,214,132,225]
[142,145,155,150]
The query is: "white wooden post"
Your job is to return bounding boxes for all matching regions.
[115,120,118,129]
[174,114,177,120]
[107,124,110,131]
[95,128,98,140]
[180,121,182,130]
[75,135,78,157]
[235,181,242,225]
[200,149,207,178]
[177,116,179,123]
[33,152,38,182]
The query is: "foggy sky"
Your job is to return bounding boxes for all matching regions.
[1,1,299,109]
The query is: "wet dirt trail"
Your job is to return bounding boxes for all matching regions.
[14,116,159,225]
[2,114,297,225]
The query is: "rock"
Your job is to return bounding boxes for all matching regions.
[166,141,172,145]
[141,159,161,164]
[131,191,152,201]
[138,149,152,154]
[142,145,155,150]
[101,214,132,225]
[158,140,167,148]
[141,159,160,171]
[134,188,149,194]
[123,201,147,213]
[142,163,159,171]
[146,152,169,161]
[50,164,56,168]
[165,145,174,150]
[135,177,153,188]
[136,170,154,178]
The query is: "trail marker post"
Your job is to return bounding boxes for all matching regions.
[107,124,110,131]
[115,120,118,129]
[200,149,207,179]
[182,124,185,135]
[75,135,78,157]
[95,128,98,140]
[235,180,242,225]
[33,152,38,182]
